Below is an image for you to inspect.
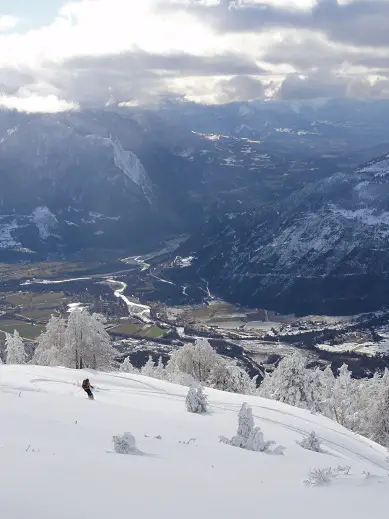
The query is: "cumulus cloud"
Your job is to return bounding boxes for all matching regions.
[0,15,18,32]
[0,94,79,113]
[0,0,388,109]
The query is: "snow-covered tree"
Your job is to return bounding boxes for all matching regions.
[112,432,137,454]
[367,369,389,448]
[258,352,312,408]
[186,385,208,413]
[119,356,138,373]
[5,330,27,364]
[63,309,115,370]
[154,356,166,380]
[314,365,335,416]
[141,355,155,377]
[167,338,222,384]
[33,315,66,366]
[237,402,254,439]
[209,363,257,394]
[329,364,358,429]
[299,431,322,452]
[220,403,284,454]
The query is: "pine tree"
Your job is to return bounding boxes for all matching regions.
[141,355,155,377]
[236,402,254,439]
[5,330,27,364]
[154,356,165,379]
[33,315,66,366]
[119,356,138,373]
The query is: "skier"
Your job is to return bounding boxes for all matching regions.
[82,378,94,400]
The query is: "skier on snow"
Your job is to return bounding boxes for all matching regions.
[82,378,94,400]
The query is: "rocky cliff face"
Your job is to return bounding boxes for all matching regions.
[176,154,389,315]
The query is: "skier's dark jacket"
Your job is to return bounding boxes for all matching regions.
[82,379,91,390]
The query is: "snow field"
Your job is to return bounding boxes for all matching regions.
[0,365,388,519]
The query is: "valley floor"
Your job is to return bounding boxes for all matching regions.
[0,365,388,519]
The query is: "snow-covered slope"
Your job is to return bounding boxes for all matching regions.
[0,365,387,519]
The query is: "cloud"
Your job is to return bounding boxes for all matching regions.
[0,93,79,113]
[218,75,266,102]
[0,0,389,109]
[173,0,389,48]
[0,15,19,32]
[44,49,266,107]
[262,32,389,73]
[277,70,375,100]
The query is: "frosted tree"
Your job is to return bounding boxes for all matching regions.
[220,403,284,454]
[33,315,66,366]
[141,355,155,377]
[166,338,222,384]
[112,432,137,454]
[258,352,312,408]
[329,364,358,429]
[63,309,115,370]
[367,369,389,448]
[154,356,166,380]
[119,356,138,373]
[299,431,322,452]
[186,385,208,413]
[314,365,335,417]
[209,362,257,394]
[237,402,254,439]
[5,330,27,364]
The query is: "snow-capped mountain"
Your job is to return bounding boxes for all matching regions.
[1,100,389,261]
[1,365,387,519]
[176,153,389,315]
[0,108,345,258]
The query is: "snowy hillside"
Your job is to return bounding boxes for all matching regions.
[0,365,387,519]
[179,153,389,315]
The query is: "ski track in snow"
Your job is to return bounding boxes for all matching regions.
[1,366,387,519]
[20,370,389,471]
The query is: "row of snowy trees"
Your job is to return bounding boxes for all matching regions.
[120,338,258,395]
[258,352,389,449]
[121,346,389,448]
[0,310,116,370]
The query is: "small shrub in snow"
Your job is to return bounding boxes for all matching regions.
[299,431,322,452]
[178,438,196,445]
[186,385,208,414]
[304,467,335,486]
[112,432,137,454]
[219,403,284,454]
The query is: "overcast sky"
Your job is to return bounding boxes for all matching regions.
[0,0,388,112]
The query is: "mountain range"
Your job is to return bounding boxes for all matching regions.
[1,99,389,315]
